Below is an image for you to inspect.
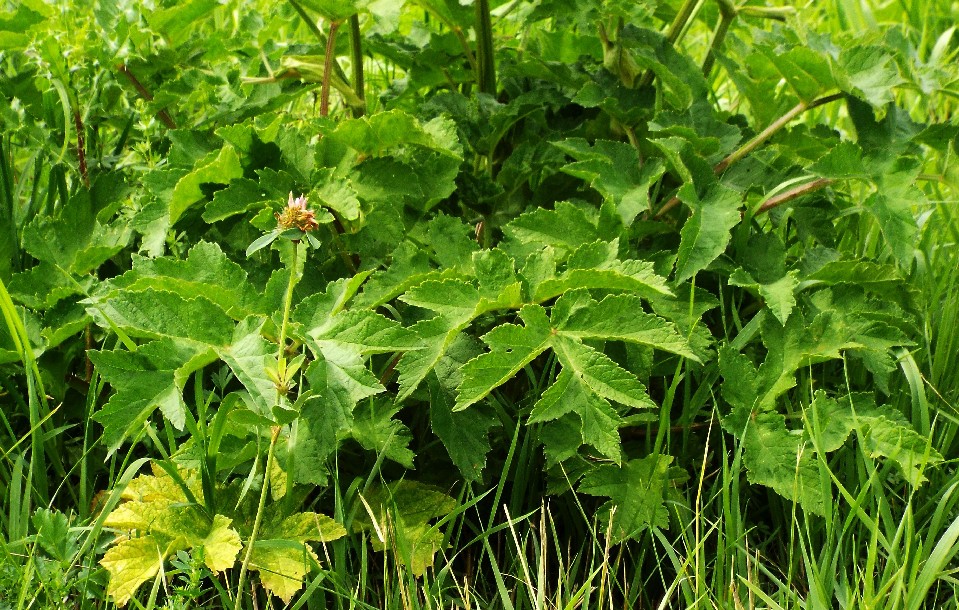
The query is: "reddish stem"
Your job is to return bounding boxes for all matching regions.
[116,64,176,129]
[321,20,341,117]
[654,93,845,219]
[378,352,402,387]
[756,178,832,214]
[73,111,90,187]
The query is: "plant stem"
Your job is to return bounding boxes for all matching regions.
[756,178,832,214]
[654,93,845,218]
[716,93,844,174]
[233,426,281,610]
[116,64,176,129]
[321,20,342,117]
[278,244,299,372]
[348,14,366,117]
[702,0,737,77]
[84,324,93,382]
[416,5,478,77]
[73,111,90,187]
[287,0,325,41]
[287,0,353,88]
[665,0,702,45]
[378,352,402,386]
[639,0,701,88]
[475,0,496,95]
[738,5,795,20]
[0,137,17,274]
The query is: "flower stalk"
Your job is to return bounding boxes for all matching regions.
[233,425,281,610]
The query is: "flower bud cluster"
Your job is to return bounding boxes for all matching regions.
[275,192,319,232]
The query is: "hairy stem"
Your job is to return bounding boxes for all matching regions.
[287,0,354,91]
[73,111,90,187]
[716,93,844,174]
[738,5,795,20]
[348,14,366,116]
[116,64,176,129]
[321,20,342,117]
[234,426,281,610]
[756,178,832,214]
[655,93,845,218]
[475,0,496,95]
[278,244,299,373]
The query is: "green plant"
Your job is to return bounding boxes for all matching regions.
[1,0,958,607]
[100,463,346,605]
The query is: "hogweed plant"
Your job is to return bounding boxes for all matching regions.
[1,0,957,607]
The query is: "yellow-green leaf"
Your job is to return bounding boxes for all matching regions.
[250,540,319,603]
[101,535,179,607]
[202,515,242,573]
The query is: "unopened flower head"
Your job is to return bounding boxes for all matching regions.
[276,192,319,232]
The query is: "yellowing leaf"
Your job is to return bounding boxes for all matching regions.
[105,466,202,533]
[250,540,319,603]
[101,535,178,607]
[202,515,242,573]
[261,509,347,543]
[382,519,446,576]
[268,456,288,500]
[101,467,343,604]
